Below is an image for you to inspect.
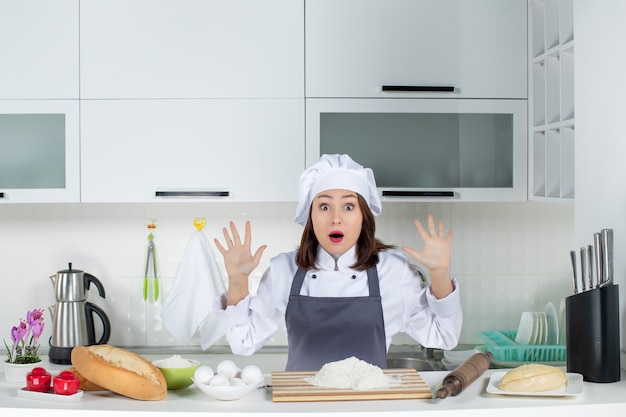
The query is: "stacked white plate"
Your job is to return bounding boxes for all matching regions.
[514,302,560,345]
[441,348,480,370]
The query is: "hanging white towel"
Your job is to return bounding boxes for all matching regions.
[161,230,226,349]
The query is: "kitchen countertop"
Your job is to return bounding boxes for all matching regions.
[3,352,626,417]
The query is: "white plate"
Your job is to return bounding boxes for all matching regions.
[443,348,479,363]
[545,302,559,345]
[537,311,548,345]
[486,372,583,397]
[192,377,265,401]
[17,388,83,403]
[530,312,540,345]
[441,358,458,370]
[514,312,534,345]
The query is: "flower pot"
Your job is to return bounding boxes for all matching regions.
[3,360,43,385]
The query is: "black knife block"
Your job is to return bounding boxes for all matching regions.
[565,284,621,382]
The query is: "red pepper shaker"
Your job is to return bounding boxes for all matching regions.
[53,371,81,395]
[26,367,52,392]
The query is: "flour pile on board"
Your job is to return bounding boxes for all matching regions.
[306,357,391,390]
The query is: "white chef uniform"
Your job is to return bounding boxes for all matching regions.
[213,244,462,357]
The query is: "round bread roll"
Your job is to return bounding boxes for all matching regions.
[499,363,567,392]
[71,345,167,400]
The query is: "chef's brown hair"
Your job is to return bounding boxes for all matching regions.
[296,194,395,271]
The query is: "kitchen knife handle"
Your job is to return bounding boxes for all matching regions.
[570,250,579,294]
[382,85,456,92]
[600,228,614,286]
[594,232,603,288]
[587,245,594,289]
[580,247,587,292]
[155,190,230,198]
[382,190,455,197]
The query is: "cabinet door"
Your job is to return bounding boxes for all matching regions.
[0,0,79,99]
[306,0,527,99]
[0,100,80,203]
[80,0,304,99]
[306,98,528,202]
[80,99,304,202]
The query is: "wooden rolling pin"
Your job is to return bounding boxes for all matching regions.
[436,351,492,399]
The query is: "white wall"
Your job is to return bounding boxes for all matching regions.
[574,1,626,355]
[0,201,573,350]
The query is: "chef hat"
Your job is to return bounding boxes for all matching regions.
[294,154,381,226]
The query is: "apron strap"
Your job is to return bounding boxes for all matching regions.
[290,267,307,296]
[366,266,380,297]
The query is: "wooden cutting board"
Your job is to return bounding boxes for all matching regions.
[271,368,432,402]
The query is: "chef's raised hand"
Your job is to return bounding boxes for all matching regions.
[214,221,267,305]
[402,214,454,299]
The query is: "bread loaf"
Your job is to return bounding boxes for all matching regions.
[71,345,167,400]
[64,367,107,391]
[499,363,567,392]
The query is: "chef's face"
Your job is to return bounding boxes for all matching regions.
[311,189,363,256]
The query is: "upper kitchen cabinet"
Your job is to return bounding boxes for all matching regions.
[0,100,80,203]
[0,0,79,99]
[79,0,304,99]
[528,0,574,202]
[306,0,527,99]
[80,99,304,203]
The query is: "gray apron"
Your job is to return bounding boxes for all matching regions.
[284,266,387,371]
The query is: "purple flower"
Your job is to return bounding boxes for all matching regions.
[11,320,27,345]
[5,309,46,364]
[27,309,45,344]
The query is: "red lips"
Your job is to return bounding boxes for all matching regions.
[329,230,344,243]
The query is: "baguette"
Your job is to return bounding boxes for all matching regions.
[499,363,567,392]
[71,345,167,400]
[64,367,107,391]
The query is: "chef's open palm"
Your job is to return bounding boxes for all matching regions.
[402,214,452,274]
[214,221,267,284]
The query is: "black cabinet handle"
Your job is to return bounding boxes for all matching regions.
[155,191,230,198]
[382,85,455,92]
[0,192,4,199]
[382,190,455,197]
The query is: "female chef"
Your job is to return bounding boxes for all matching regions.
[213,154,462,371]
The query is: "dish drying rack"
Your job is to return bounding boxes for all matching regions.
[478,331,566,363]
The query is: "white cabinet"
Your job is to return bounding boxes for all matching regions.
[80,0,303,99]
[80,99,304,202]
[306,0,527,99]
[0,0,79,99]
[307,98,528,202]
[0,100,80,203]
[528,0,574,201]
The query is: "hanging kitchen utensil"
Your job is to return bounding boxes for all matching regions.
[144,219,159,302]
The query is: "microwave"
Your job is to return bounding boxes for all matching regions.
[305,98,527,202]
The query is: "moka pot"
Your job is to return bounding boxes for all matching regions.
[48,263,111,364]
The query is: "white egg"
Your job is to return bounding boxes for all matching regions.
[216,359,238,379]
[208,374,230,386]
[240,365,262,384]
[193,365,214,384]
[229,377,246,387]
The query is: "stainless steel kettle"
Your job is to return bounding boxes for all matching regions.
[48,263,111,364]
